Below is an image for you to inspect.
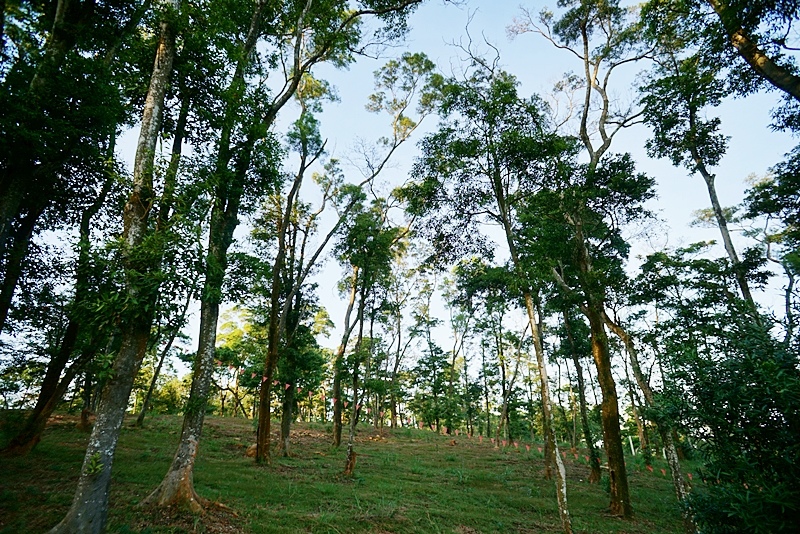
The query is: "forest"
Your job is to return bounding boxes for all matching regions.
[1,0,799,532]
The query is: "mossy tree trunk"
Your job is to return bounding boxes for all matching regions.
[48,5,177,530]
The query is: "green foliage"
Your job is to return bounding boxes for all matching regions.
[687,322,800,533]
[409,341,460,429]
[745,147,800,273]
[633,245,800,532]
[85,452,104,476]
[640,0,800,129]
[640,52,729,171]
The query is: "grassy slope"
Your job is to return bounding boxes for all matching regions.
[0,414,687,533]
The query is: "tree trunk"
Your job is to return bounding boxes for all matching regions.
[0,203,44,332]
[562,311,601,483]
[481,344,491,439]
[705,0,800,102]
[48,7,176,530]
[49,315,156,533]
[135,311,184,427]
[0,176,24,259]
[523,292,572,534]
[332,266,359,447]
[344,291,366,475]
[142,299,219,512]
[280,381,295,457]
[144,121,247,508]
[585,303,632,518]
[136,96,191,430]
[695,165,754,306]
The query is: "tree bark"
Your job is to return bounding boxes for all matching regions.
[141,299,220,513]
[705,0,800,102]
[692,158,754,306]
[279,381,295,457]
[344,288,366,475]
[135,96,191,429]
[523,292,573,533]
[48,5,177,531]
[0,202,45,332]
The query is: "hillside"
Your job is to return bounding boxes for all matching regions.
[1,414,686,533]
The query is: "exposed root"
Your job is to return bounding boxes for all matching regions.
[141,471,209,515]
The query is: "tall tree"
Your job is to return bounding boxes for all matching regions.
[48,0,181,530]
[634,243,800,533]
[0,0,146,333]
[513,1,658,518]
[640,51,757,306]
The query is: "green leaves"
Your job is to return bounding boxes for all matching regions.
[640,52,729,171]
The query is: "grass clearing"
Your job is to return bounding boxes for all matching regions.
[1,413,687,533]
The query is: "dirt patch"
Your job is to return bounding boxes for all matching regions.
[129,503,245,534]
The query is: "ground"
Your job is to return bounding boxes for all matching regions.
[0,412,688,533]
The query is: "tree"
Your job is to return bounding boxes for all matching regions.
[48,0,181,530]
[256,47,436,464]
[1,171,121,455]
[0,0,146,334]
[512,1,662,518]
[528,154,653,519]
[634,243,800,532]
[333,197,403,473]
[640,51,758,307]
[405,63,574,534]
[552,307,602,483]
[641,0,800,128]
[745,151,800,347]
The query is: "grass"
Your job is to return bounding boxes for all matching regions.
[0,413,689,533]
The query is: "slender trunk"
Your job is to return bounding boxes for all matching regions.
[627,385,646,455]
[332,266,359,447]
[780,262,795,346]
[135,310,184,427]
[523,292,572,533]
[390,305,406,428]
[0,178,24,265]
[280,381,295,456]
[48,7,176,531]
[135,98,190,429]
[344,291,366,475]
[496,341,507,444]
[144,128,247,508]
[481,344,490,439]
[563,311,601,483]
[491,169,570,532]
[0,204,44,331]
[695,166,754,306]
